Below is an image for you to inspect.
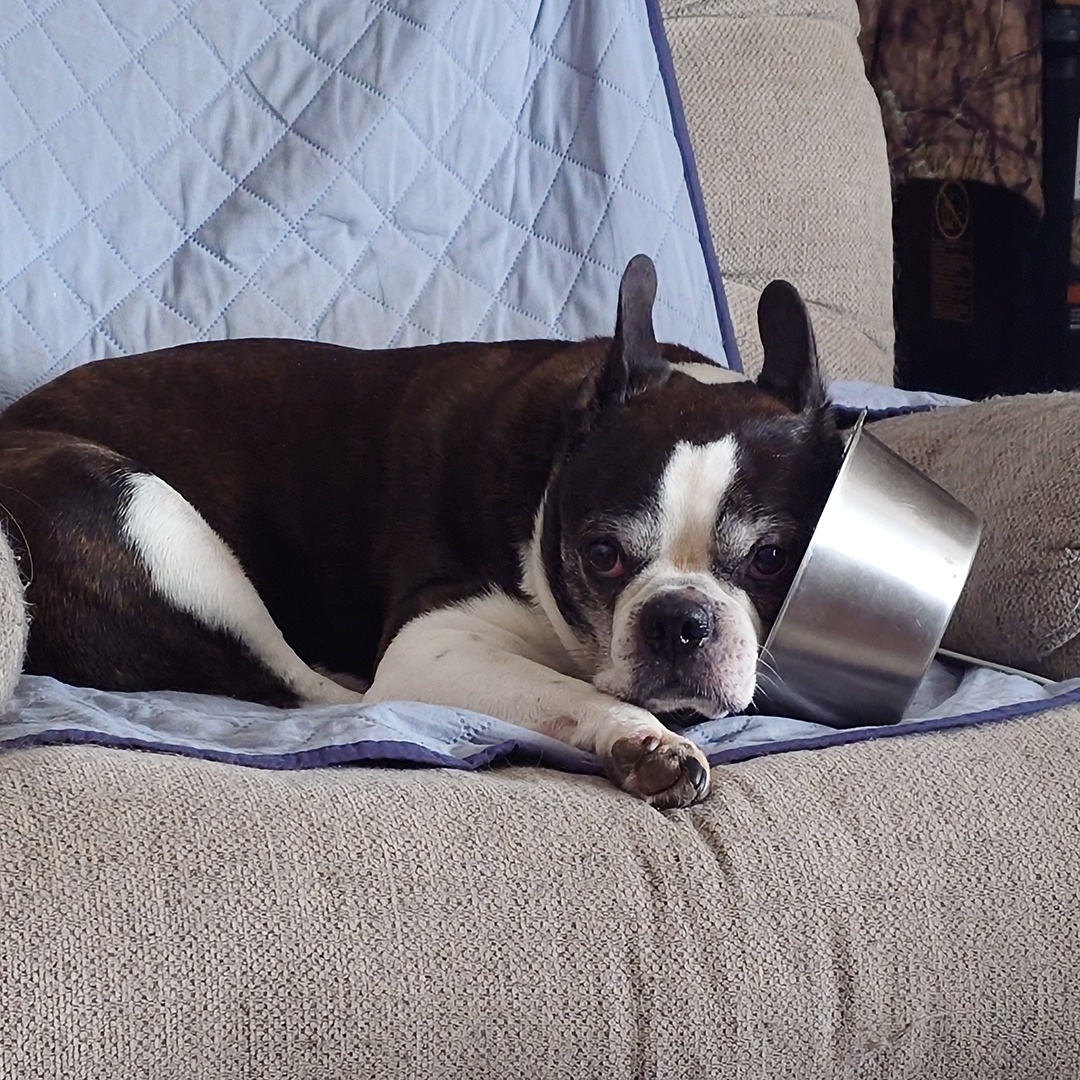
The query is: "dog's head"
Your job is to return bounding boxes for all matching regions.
[526,255,843,720]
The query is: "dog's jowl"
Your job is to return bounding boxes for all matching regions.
[0,256,842,808]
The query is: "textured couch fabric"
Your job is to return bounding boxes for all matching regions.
[3,716,1079,1080]
[873,395,1080,682]
[663,0,896,384]
[0,529,26,710]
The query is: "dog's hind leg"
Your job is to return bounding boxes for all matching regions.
[120,471,364,705]
[0,430,363,707]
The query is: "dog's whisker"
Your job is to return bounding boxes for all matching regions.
[757,649,780,678]
[0,482,45,513]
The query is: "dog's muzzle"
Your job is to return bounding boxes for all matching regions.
[622,585,757,719]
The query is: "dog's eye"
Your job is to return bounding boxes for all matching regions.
[585,540,625,579]
[748,544,788,578]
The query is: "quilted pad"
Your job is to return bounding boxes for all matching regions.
[0,0,736,405]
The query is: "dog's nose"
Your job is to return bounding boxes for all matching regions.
[642,594,715,661]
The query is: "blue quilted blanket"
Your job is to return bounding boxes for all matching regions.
[0,0,736,405]
[6,659,1079,774]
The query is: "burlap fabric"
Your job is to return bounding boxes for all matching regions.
[873,393,1080,681]
[2,710,1078,1079]
[0,527,26,709]
[663,0,895,385]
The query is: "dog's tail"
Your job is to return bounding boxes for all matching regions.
[0,522,27,709]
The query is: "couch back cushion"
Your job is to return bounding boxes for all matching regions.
[661,0,896,384]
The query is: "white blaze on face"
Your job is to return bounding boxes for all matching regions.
[656,439,739,571]
[594,436,764,716]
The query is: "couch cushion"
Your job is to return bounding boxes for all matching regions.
[872,393,1080,681]
[661,0,896,384]
[2,707,1078,1079]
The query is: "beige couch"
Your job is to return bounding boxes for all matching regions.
[3,2,1079,1078]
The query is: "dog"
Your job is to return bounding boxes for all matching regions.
[0,255,842,808]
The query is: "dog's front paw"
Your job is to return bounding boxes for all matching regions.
[603,730,711,809]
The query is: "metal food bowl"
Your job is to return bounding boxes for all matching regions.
[756,413,983,728]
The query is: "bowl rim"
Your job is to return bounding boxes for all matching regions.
[760,410,869,661]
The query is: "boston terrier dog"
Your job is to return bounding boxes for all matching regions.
[0,256,842,808]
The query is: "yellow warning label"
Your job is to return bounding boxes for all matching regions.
[931,182,974,323]
[935,181,971,241]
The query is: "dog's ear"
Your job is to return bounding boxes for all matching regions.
[756,280,827,413]
[589,254,670,412]
[565,256,670,446]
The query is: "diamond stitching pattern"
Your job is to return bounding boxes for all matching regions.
[0,0,730,405]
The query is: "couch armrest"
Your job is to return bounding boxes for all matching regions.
[0,526,26,709]
[872,393,1080,681]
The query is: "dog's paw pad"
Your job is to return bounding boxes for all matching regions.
[604,732,711,809]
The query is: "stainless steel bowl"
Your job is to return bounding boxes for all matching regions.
[756,413,983,728]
